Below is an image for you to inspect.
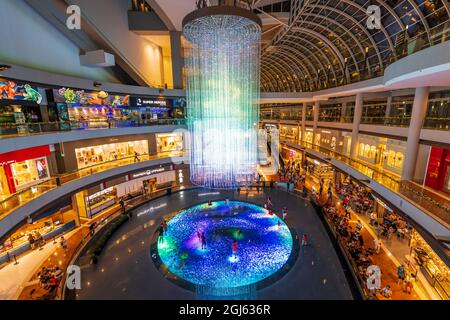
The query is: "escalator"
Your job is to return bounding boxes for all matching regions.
[267,139,285,170]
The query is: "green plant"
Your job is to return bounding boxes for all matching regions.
[90,215,129,264]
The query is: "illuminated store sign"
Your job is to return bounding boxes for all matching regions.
[54,88,129,107]
[131,167,166,179]
[129,97,172,108]
[0,79,43,104]
[136,98,166,107]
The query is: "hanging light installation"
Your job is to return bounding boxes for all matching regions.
[183,5,261,189]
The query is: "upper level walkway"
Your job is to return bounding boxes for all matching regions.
[0,151,187,239]
[281,138,450,244]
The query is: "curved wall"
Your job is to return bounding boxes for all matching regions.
[0,0,119,83]
[0,154,188,239]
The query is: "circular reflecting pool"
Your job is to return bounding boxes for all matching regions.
[154,201,294,291]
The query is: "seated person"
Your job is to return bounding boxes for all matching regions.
[380,285,392,298]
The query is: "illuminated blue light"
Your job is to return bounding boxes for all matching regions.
[157,201,293,288]
[183,12,261,189]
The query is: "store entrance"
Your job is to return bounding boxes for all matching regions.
[143,178,157,195]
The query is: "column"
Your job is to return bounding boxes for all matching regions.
[170,31,184,90]
[401,87,429,181]
[341,102,347,123]
[385,96,392,118]
[350,92,364,158]
[71,194,81,227]
[301,103,306,143]
[312,101,320,145]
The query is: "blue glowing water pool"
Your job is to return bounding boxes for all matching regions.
[155,201,293,289]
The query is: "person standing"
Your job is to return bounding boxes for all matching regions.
[158,224,165,244]
[373,237,380,254]
[231,240,238,258]
[134,151,140,163]
[301,233,308,246]
[282,207,288,221]
[60,236,68,252]
[201,231,207,249]
[120,198,125,214]
[162,219,168,235]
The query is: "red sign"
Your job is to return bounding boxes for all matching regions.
[0,145,50,165]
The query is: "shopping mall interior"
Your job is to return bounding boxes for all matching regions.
[0,0,449,304]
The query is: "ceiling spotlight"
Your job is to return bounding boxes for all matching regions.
[93,81,102,88]
[0,64,11,72]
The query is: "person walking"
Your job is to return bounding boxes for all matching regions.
[60,236,68,252]
[162,219,168,235]
[120,198,125,214]
[158,224,165,244]
[301,233,308,246]
[282,207,288,221]
[231,240,238,258]
[201,231,207,249]
[374,237,380,254]
[134,151,140,163]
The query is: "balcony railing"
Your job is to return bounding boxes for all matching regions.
[0,119,186,138]
[280,138,450,227]
[360,116,411,127]
[0,151,184,221]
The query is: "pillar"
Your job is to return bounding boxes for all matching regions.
[71,194,81,227]
[341,102,347,123]
[385,96,392,118]
[301,103,306,143]
[170,31,184,90]
[401,87,429,181]
[350,93,364,158]
[312,101,320,145]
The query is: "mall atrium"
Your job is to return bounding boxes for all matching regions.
[0,0,449,303]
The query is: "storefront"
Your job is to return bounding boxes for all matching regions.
[0,203,77,264]
[52,87,129,129]
[74,165,176,218]
[0,145,51,195]
[156,133,183,153]
[409,231,450,300]
[305,157,334,182]
[75,140,149,169]
[424,146,450,195]
[318,129,345,153]
[357,134,405,175]
[304,128,313,144]
[279,125,299,142]
[127,96,186,120]
[0,79,46,134]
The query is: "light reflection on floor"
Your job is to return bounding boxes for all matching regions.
[156,201,293,289]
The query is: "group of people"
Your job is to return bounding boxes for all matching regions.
[38,266,63,293]
[28,231,45,250]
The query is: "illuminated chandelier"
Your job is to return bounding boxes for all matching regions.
[183,5,261,189]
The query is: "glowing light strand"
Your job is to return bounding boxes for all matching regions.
[183,12,261,189]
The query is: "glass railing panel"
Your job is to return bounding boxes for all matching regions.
[0,119,187,138]
[423,118,450,130]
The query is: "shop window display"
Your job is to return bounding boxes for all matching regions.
[10,157,49,190]
[75,140,148,169]
[386,150,404,170]
[409,231,450,300]
[156,133,183,153]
